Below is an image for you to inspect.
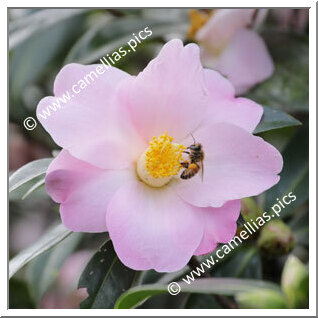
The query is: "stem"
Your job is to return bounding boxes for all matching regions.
[131,270,144,287]
[187,256,238,309]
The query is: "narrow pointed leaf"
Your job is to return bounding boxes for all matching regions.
[115,278,280,309]
[66,15,187,64]
[254,106,301,134]
[9,158,52,193]
[27,232,82,303]
[9,223,71,278]
[78,240,137,309]
[264,125,309,218]
[22,177,45,199]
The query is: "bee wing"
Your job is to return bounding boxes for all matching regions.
[200,160,204,182]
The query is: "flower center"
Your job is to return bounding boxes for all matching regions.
[137,132,186,187]
[187,9,225,57]
[188,9,214,39]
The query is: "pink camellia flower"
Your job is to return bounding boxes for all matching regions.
[37,39,283,272]
[189,9,274,94]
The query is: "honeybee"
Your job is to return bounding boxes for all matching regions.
[180,135,204,180]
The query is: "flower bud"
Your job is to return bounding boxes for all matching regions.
[236,289,286,309]
[281,255,309,308]
[257,220,294,255]
[241,197,262,222]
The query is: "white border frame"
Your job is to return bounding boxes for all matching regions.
[3,0,316,316]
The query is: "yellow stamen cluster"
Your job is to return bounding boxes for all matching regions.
[145,132,186,179]
[188,9,214,39]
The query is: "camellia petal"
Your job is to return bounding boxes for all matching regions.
[201,69,263,132]
[216,29,274,94]
[106,181,203,272]
[176,123,283,207]
[37,64,144,169]
[124,39,208,141]
[46,150,134,232]
[196,9,255,48]
[194,200,241,255]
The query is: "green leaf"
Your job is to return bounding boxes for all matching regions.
[115,278,280,309]
[21,177,45,200]
[9,9,88,49]
[78,240,137,308]
[155,246,261,292]
[9,278,35,309]
[217,246,262,279]
[65,15,187,64]
[9,174,47,201]
[27,232,82,303]
[264,125,309,218]
[254,106,301,134]
[183,246,261,309]
[9,223,71,278]
[9,158,52,193]
[246,31,308,112]
[181,246,261,308]
[9,10,87,121]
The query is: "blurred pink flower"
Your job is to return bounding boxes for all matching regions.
[37,39,283,272]
[40,251,91,309]
[191,9,274,94]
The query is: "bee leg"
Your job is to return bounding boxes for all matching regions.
[183,151,190,154]
[180,161,189,168]
[181,170,191,179]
